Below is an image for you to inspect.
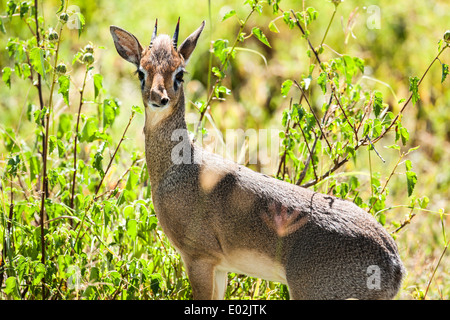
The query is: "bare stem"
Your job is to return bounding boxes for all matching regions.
[33,0,47,300]
[293,80,332,151]
[95,112,135,196]
[423,239,449,300]
[320,7,337,48]
[70,67,89,210]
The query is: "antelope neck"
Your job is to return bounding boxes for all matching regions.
[144,95,192,187]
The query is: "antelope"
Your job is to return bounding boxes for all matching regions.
[110,18,405,300]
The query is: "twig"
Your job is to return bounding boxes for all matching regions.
[391,208,416,234]
[293,80,332,151]
[276,98,293,178]
[373,44,449,144]
[33,0,47,300]
[290,10,359,143]
[297,127,318,184]
[424,240,450,300]
[95,112,135,195]
[70,67,89,210]
[319,6,337,48]
[366,135,385,163]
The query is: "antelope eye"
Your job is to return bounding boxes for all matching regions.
[137,70,145,82]
[175,71,184,82]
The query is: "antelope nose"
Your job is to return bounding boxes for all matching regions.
[161,96,169,106]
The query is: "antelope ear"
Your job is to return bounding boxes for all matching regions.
[110,26,143,67]
[178,21,205,63]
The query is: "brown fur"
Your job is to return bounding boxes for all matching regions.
[110,21,405,300]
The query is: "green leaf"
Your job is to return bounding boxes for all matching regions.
[5,277,20,299]
[93,151,104,178]
[212,66,225,79]
[127,219,138,239]
[103,99,119,129]
[222,9,236,21]
[395,123,409,146]
[252,27,271,48]
[80,117,98,142]
[7,1,17,17]
[442,63,449,83]
[93,74,103,99]
[21,63,31,79]
[131,105,143,115]
[56,0,65,14]
[400,127,409,145]
[385,144,400,150]
[406,145,420,154]
[405,159,413,172]
[373,91,383,118]
[409,76,420,106]
[268,21,279,33]
[6,154,20,177]
[213,39,229,66]
[306,7,318,22]
[406,171,417,197]
[317,72,327,94]
[2,67,12,88]
[57,113,72,138]
[33,263,46,286]
[29,47,46,79]
[281,79,293,97]
[49,135,57,154]
[405,159,417,197]
[75,12,85,37]
[418,196,429,209]
[283,11,295,29]
[353,57,365,73]
[57,139,65,158]
[58,75,70,106]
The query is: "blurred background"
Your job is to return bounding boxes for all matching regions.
[1,0,449,299]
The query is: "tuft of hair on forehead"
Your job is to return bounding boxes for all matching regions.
[141,34,184,71]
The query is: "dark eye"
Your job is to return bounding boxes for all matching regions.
[175,71,184,83]
[137,70,145,82]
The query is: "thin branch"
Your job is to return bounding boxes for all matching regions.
[34,0,47,300]
[293,80,332,151]
[423,239,449,300]
[373,44,449,144]
[297,127,318,185]
[276,98,293,178]
[95,112,136,196]
[366,135,385,163]
[290,10,359,143]
[70,67,89,210]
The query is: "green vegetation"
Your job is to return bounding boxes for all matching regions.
[0,0,448,300]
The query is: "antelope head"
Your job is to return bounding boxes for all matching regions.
[110,18,205,128]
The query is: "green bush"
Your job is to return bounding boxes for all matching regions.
[0,0,448,300]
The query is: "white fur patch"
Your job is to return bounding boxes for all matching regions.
[144,103,173,130]
[216,250,287,284]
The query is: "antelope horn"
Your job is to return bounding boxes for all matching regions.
[149,19,158,48]
[173,17,180,50]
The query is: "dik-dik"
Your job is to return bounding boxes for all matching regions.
[110,19,405,300]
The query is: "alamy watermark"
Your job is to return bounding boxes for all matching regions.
[171,113,282,170]
[365,5,381,30]
[366,265,381,290]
